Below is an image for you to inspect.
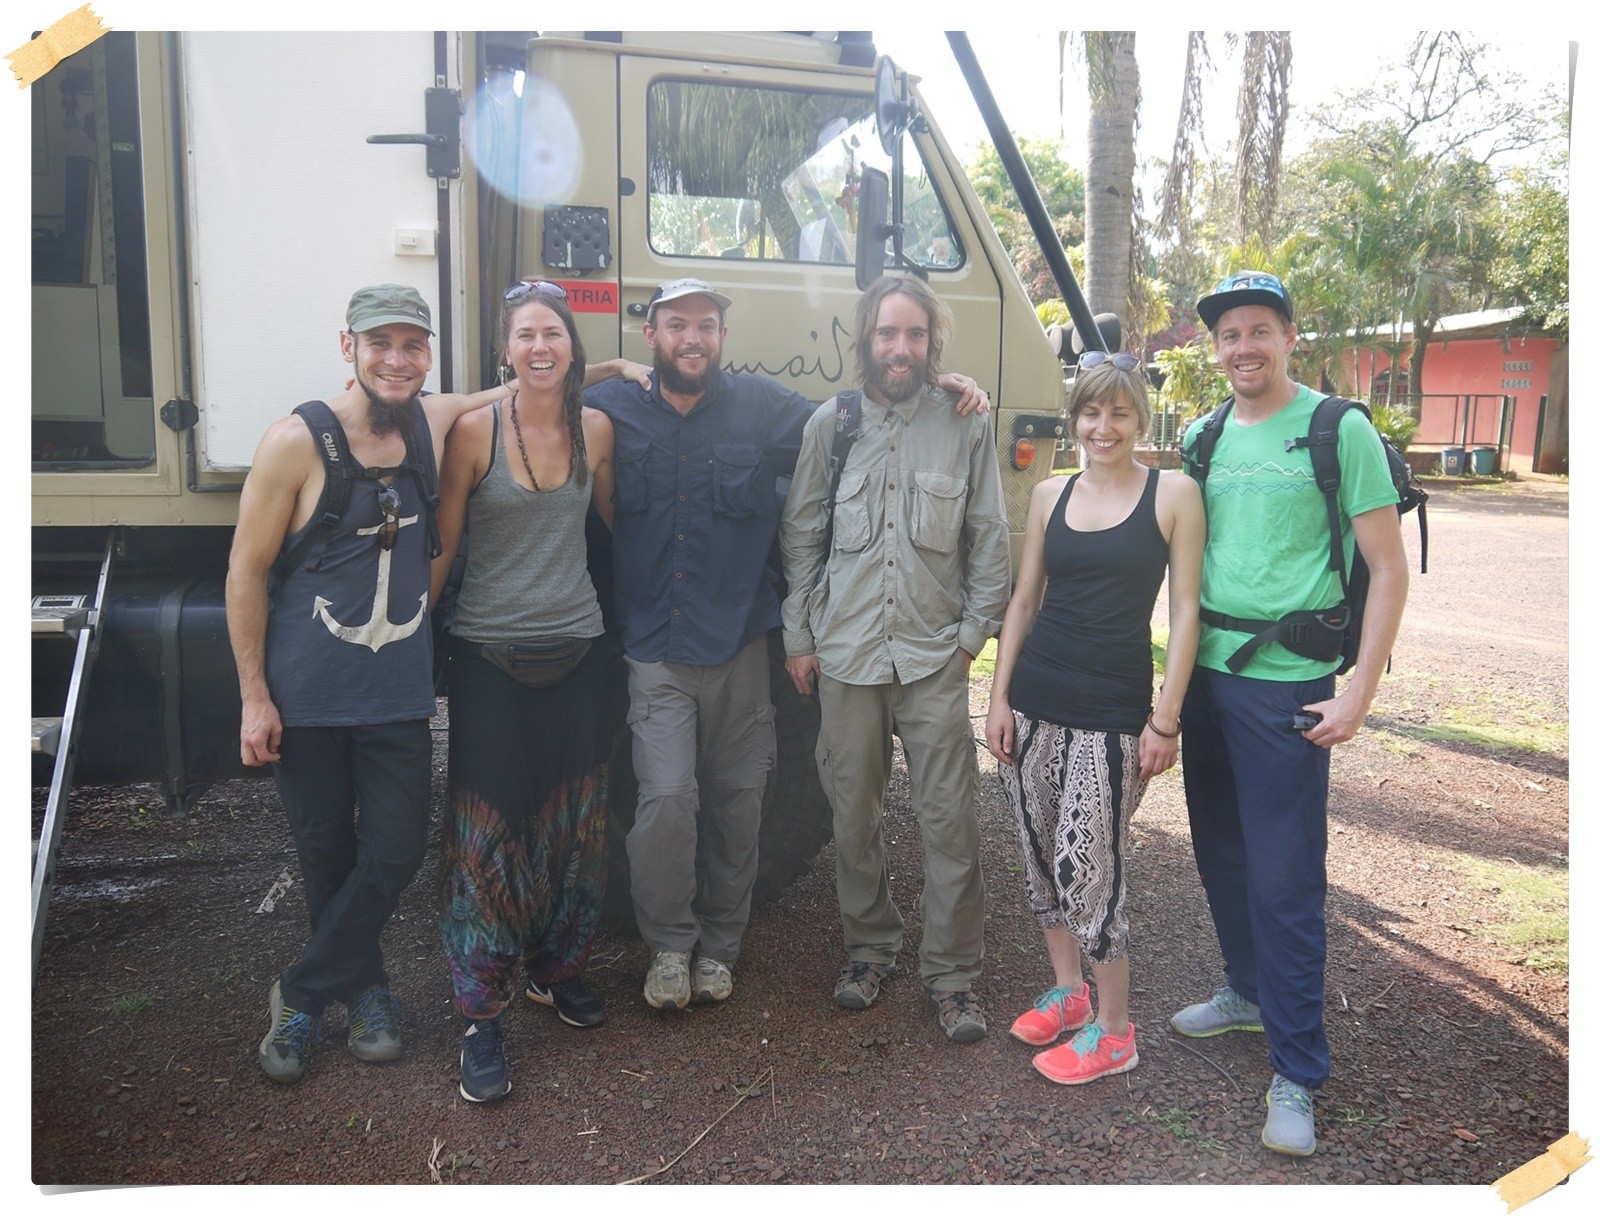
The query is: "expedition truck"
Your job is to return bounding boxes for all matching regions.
[30,30,1113,968]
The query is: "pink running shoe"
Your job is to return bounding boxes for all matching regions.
[1008,983,1092,1046]
[1033,1022,1139,1085]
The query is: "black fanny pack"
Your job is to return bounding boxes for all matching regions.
[1200,605,1349,674]
[453,635,593,688]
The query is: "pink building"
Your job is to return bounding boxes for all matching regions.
[1336,309,1567,475]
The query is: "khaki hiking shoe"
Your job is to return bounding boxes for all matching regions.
[930,988,988,1043]
[1262,1073,1317,1156]
[690,955,734,1004]
[834,960,898,1010]
[258,979,322,1084]
[1170,985,1264,1037]
[643,949,691,1009]
[346,984,403,1063]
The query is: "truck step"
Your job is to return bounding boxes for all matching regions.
[33,595,90,637]
[32,717,63,756]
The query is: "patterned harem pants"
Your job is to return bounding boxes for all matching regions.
[998,713,1146,963]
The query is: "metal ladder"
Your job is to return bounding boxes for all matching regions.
[32,534,116,977]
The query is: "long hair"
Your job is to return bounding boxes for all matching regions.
[499,289,590,487]
[852,276,951,388]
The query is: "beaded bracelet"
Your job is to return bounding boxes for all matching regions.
[1146,713,1181,739]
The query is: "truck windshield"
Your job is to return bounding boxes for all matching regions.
[647,79,961,269]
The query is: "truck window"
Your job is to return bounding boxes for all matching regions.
[31,31,156,467]
[646,79,962,270]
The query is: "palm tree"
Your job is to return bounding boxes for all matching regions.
[1158,32,1293,249]
[1082,32,1139,336]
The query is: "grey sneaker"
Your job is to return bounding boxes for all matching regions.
[930,988,988,1043]
[1262,1073,1317,1156]
[459,1016,511,1103]
[834,960,898,1010]
[643,949,692,1009]
[258,979,322,1084]
[690,955,734,1004]
[1170,985,1264,1037]
[346,985,403,1062]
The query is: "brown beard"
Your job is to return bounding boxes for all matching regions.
[654,350,717,397]
[362,387,416,437]
[866,354,927,405]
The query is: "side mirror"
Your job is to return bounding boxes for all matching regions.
[855,165,890,291]
[875,56,910,156]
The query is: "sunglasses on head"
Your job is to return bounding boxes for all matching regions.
[505,279,568,303]
[1213,272,1287,298]
[1078,351,1142,373]
[376,483,401,552]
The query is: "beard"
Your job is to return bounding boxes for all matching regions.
[865,354,928,405]
[360,381,418,437]
[654,348,718,397]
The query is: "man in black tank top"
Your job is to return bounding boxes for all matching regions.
[228,285,509,1087]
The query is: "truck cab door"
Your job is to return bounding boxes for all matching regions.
[614,52,1000,404]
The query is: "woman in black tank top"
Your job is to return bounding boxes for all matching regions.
[983,354,1206,1086]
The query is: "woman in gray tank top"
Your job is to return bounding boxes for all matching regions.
[429,282,618,1103]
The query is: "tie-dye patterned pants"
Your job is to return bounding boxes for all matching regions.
[438,638,613,1018]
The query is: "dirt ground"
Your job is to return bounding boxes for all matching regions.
[30,477,1570,1191]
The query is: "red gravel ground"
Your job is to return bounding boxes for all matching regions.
[30,476,1572,1198]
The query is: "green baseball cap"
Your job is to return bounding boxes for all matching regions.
[345,283,434,334]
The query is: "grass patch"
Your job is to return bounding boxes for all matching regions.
[1368,726,1421,757]
[1392,690,1566,755]
[110,992,153,1016]
[970,638,997,679]
[1449,855,1568,974]
[1152,625,1169,677]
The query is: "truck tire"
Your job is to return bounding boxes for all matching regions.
[599,631,833,930]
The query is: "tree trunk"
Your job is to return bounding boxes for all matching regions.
[1084,32,1138,327]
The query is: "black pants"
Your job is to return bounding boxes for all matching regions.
[272,720,432,1013]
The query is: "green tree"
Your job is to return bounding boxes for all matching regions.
[966,137,1085,303]
[1492,152,1568,342]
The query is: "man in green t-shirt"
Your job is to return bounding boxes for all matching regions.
[1170,271,1409,1157]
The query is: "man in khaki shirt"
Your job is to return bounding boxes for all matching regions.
[781,276,1009,1043]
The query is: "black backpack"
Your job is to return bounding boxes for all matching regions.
[271,398,442,586]
[1183,394,1428,675]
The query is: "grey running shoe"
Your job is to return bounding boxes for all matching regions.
[833,960,898,1010]
[643,949,692,1010]
[258,979,322,1084]
[1169,985,1264,1037]
[459,1016,511,1103]
[930,988,988,1043]
[346,985,403,1062]
[1262,1073,1317,1156]
[690,956,734,1004]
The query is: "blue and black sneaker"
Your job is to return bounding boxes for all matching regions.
[459,1015,511,1103]
[258,979,322,1084]
[346,985,403,1063]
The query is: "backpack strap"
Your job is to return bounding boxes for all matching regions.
[273,400,354,583]
[1181,398,1233,488]
[1289,394,1360,602]
[399,395,441,560]
[817,389,864,568]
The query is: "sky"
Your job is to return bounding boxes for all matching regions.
[877,28,1572,171]
[4,5,1589,1211]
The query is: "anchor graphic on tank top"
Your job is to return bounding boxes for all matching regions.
[311,511,428,652]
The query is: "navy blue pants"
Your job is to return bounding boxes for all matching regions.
[1181,667,1334,1090]
[272,720,432,1014]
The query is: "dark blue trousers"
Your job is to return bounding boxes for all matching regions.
[272,720,432,1013]
[1181,667,1334,1090]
